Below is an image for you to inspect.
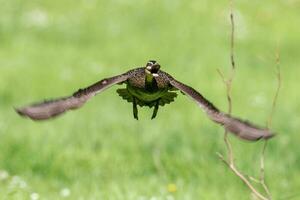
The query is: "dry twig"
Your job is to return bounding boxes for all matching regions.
[216,1,281,200]
[258,44,281,199]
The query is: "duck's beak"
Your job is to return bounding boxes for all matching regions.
[145,64,160,77]
[145,69,158,77]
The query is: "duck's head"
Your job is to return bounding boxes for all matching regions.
[145,60,160,77]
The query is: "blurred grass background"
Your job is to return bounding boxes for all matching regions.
[0,0,299,199]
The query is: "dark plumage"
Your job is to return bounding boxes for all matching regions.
[16,60,275,141]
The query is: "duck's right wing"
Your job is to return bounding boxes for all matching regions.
[16,71,132,120]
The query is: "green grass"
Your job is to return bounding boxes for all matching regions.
[0,0,299,199]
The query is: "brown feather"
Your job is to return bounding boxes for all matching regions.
[16,73,130,120]
[168,76,274,141]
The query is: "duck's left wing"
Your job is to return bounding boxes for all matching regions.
[16,72,131,120]
[168,76,274,141]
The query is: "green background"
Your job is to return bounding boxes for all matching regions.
[0,0,299,199]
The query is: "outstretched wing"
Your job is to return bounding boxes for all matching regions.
[16,72,130,120]
[168,77,274,141]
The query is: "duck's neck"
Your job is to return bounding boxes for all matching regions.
[145,72,157,91]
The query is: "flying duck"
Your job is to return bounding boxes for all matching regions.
[16,60,274,141]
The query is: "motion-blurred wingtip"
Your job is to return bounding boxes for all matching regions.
[15,107,40,120]
[15,107,26,117]
[264,132,276,140]
[253,131,276,141]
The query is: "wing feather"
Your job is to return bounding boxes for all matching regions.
[168,76,274,141]
[16,72,130,120]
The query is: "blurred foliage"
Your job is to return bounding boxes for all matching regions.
[0,0,299,199]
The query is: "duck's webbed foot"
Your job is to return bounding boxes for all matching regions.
[133,97,138,120]
[151,100,159,120]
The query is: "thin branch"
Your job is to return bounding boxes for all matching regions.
[216,1,275,200]
[258,43,282,199]
[217,69,234,165]
[217,153,269,200]
[230,0,235,71]
[223,0,236,167]
[259,141,272,198]
[267,46,281,128]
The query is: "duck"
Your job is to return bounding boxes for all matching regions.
[16,60,274,141]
